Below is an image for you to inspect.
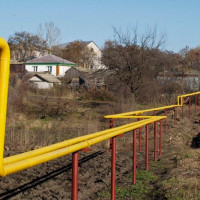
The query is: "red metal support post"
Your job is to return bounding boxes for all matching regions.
[111,137,116,200]
[182,98,184,120]
[109,118,114,128]
[195,94,197,115]
[72,151,79,200]
[133,130,137,184]
[154,122,157,162]
[165,109,167,132]
[109,119,114,152]
[189,96,191,118]
[159,120,162,156]
[138,117,141,153]
[174,107,177,125]
[145,125,149,170]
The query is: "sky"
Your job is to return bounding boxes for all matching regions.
[1,0,200,52]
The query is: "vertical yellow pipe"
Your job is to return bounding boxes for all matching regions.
[177,96,179,106]
[0,38,10,176]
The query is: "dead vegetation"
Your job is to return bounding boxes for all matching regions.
[5,75,187,154]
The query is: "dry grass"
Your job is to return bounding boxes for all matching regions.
[5,80,176,153]
[156,107,200,200]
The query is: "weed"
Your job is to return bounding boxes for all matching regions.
[149,160,161,169]
[97,190,110,200]
[116,170,157,199]
[137,170,157,182]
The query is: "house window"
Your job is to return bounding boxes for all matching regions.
[47,66,52,73]
[33,66,38,72]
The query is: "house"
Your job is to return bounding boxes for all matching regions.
[56,41,105,70]
[157,71,200,90]
[25,55,75,77]
[82,41,105,69]
[29,73,61,89]
[64,67,94,88]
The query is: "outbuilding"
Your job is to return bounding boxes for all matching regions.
[64,67,94,88]
[25,55,75,77]
[29,73,61,89]
[10,60,25,74]
[157,71,200,91]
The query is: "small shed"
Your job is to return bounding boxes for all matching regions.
[85,69,115,90]
[64,67,94,88]
[10,60,25,74]
[29,74,61,89]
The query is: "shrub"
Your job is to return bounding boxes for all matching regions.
[80,89,114,101]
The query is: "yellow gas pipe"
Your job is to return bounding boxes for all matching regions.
[0,37,10,176]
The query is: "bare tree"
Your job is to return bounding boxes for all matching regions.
[180,47,200,70]
[8,31,47,61]
[102,26,166,94]
[38,21,61,52]
[179,46,190,58]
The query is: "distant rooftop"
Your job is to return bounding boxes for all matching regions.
[74,66,95,73]
[54,43,68,49]
[30,74,61,83]
[26,55,75,65]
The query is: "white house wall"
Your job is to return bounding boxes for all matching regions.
[25,64,71,77]
[87,42,106,69]
[58,65,71,77]
[33,82,53,89]
[87,42,102,56]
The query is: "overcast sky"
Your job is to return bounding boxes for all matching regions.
[1,0,200,52]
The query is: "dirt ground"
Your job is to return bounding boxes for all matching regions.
[0,105,200,199]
